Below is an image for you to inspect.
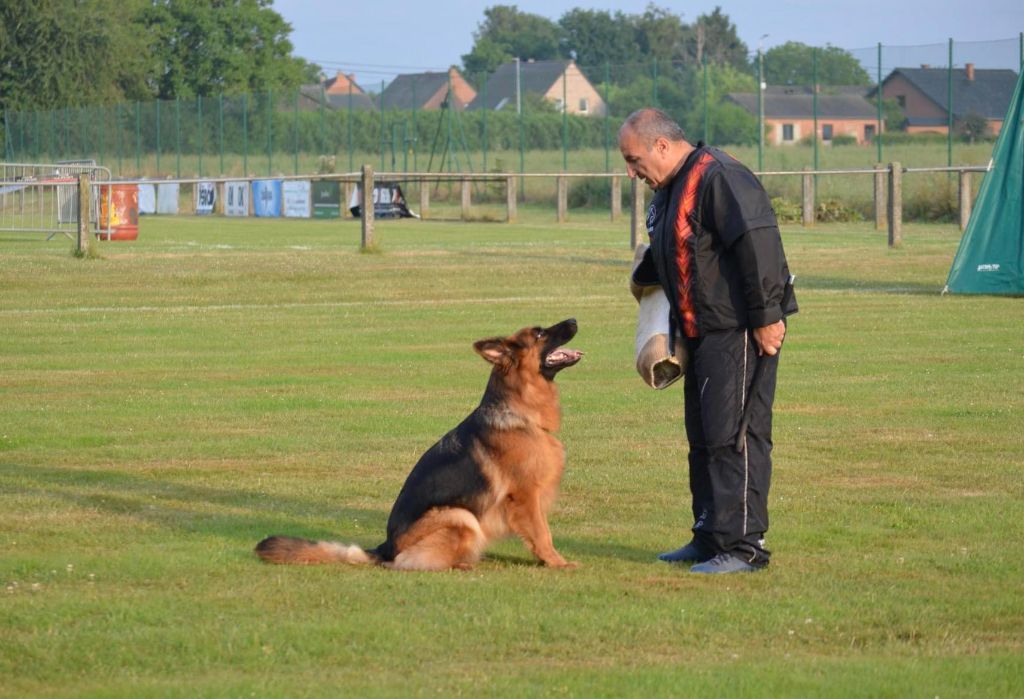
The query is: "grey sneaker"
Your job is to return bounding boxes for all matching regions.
[689,552,757,574]
[657,540,713,563]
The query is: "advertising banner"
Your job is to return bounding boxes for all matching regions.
[283,180,312,218]
[196,181,216,215]
[348,181,415,219]
[225,181,249,217]
[312,180,341,218]
[156,183,179,215]
[252,180,282,217]
[138,183,156,214]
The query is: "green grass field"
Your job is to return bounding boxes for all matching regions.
[1,212,1022,697]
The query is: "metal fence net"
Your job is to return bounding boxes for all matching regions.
[2,36,1020,219]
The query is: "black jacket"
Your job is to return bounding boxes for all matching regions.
[632,143,797,338]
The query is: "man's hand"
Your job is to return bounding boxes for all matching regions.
[753,320,786,356]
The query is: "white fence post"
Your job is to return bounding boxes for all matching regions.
[360,164,374,249]
[506,176,517,223]
[887,162,902,248]
[802,167,815,227]
[958,169,972,231]
[76,173,91,255]
[630,178,644,249]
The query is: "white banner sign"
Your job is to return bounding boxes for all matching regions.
[156,183,179,215]
[196,181,216,215]
[225,181,249,217]
[138,184,156,214]
[283,180,311,218]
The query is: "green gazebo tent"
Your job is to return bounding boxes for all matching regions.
[944,68,1024,295]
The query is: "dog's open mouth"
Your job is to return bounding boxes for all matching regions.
[544,347,583,368]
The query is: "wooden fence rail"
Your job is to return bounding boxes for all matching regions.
[45,164,988,251]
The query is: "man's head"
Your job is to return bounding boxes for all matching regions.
[618,108,692,190]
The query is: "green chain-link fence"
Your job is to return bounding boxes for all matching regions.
[3,36,1021,182]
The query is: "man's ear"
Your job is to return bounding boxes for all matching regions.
[473,338,511,366]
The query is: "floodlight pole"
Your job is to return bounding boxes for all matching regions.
[515,57,521,115]
[757,35,768,173]
[757,51,764,172]
[562,63,568,171]
[947,38,954,169]
[812,47,819,175]
[877,43,883,163]
[516,57,524,198]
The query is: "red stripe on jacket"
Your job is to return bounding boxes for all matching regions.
[674,153,714,338]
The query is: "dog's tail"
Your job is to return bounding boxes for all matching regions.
[254,535,379,566]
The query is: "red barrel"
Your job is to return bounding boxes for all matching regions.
[98,184,139,241]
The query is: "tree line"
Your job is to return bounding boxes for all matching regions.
[457,5,875,140]
[0,0,318,113]
[462,5,872,89]
[2,2,890,152]
[1,2,874,111]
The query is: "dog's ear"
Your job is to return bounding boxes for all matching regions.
[474,337,512,366]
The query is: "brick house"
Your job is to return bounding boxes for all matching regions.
[313,71,377,111]
[380,68,477,111]
[323,71,366,97]
[726,86,881,145]
[873,64,1018,136]
[466,59,607,117]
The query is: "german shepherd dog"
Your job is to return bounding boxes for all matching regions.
[255,318,582,571]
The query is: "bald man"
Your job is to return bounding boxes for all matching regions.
[621,108,797,574]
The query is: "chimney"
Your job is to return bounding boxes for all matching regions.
[966,63,975,81]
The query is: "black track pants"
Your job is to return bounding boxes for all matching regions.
[683,328,777,567]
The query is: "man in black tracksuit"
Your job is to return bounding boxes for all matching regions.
[620,108,798,574]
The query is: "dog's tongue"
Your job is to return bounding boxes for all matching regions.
[545,348,583,366]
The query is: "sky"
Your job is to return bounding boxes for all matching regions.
[273,0,1023,86]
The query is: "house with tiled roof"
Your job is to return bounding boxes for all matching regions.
[381,68,477,111]
[298,84,377,112]
[323,71,366,97]
[316,71,377,111]
[466,59,606,117]
[726,86,881,145]
[873,64,1018,136]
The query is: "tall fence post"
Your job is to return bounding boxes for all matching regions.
[630,178,644,249]
[3,109,11,160]
[461,178,471,220]
[958,168,972,231]
[360,164,374,249]
[873,163,886,230]
[76,173,91,256]
[506,176,517,223]
[887,161,902,248]
[556,175,568,223]
[419,179,430,220]
[611,175,621,221]
[801,167,815,227]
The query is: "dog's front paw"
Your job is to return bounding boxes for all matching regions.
[546,559,579,569]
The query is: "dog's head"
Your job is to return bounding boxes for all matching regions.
[473,318,582,380]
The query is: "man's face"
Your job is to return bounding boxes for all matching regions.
[619,129,672,190]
